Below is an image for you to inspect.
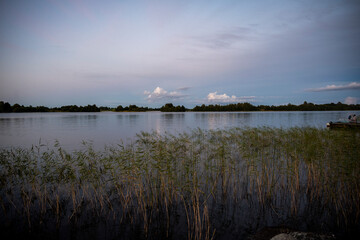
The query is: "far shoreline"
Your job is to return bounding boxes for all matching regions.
[1,101,360,113]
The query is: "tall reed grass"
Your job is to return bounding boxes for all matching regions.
[0,127,359,239]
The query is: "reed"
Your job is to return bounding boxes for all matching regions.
[0,127,359,239]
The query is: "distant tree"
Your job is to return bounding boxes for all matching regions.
[81,104,100,112]
[128,105,138,111]
[0,101,12,112]
[160,103,174,111]
[160,103,186,112]
[193,104,206,111]
[35,106,49,112]
[12,104,23,112]
[118,105,149,112]
[115,105,124,111]
[100,106,112,111]
[0,101,5,112]
[299,101,316,111]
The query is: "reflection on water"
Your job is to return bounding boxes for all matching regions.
[125,114,139,127]
[161,113,185,127]
[62,114,98,129]
[1,111,359,150]
[195,112,252,129]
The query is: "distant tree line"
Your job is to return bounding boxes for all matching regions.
[0,101,100,112]
[52,105,100,112]
[115,105,152,112]
[1,101,360,113]
[114,103,186,112]
[192,101,360,112]
[0,102,51,112]
[193,102,256,111]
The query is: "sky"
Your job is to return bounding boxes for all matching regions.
[1,0,360,108]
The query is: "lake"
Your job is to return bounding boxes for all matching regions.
[0,111,359,150]
[1,111,360,239]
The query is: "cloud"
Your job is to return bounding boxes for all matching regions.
[176,87,191,91]
[344,97,359,105]
[306,82,360,92]
[185,27,254,50]
[144,87,187,102]
[207,92,255,103]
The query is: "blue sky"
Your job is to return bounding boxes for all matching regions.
[1,0,359,108]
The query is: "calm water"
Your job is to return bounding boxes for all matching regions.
[0,111,358,150]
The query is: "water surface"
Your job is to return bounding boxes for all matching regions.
[0,111,358,150]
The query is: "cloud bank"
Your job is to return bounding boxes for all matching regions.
[144,87,187,102]
[207,92,255,103]
[307,82,360,92]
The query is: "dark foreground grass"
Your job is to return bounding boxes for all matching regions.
[0,127,359,239]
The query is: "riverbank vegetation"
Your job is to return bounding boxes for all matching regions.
[1,127,359,239]
[1,101,360,113]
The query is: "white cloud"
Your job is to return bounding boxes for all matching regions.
[306,82,360,92]
[144,87,187,102]
[207,92,255,103]
[344,97,359,105]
